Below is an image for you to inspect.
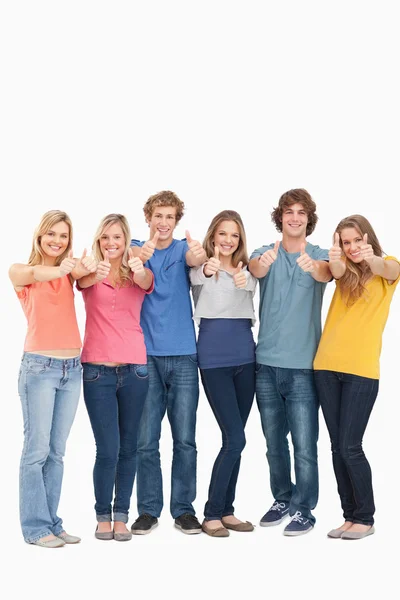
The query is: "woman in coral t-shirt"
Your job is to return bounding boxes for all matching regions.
[9,210,97,548]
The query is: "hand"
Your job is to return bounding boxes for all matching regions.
[329,233,343,264]
[296,243,315,273]
[259,240,280,269]
[79,248,97,274]
[128,248,145,276]
[360,233,375,264]
[95,249,111,281]
[59,250,76,276]
[186,230,206,258]
[204,246,220,277]
[233,261,247,288]
[140,231,160,262]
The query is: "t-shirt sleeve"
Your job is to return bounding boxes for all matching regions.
[310,245,329,261]
[384,256,400,287]
[130,239,144,248]
[180,239,190,262]
[250,245,273,260]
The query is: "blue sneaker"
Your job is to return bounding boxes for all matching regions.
[283,511,314,536]
[260,501,290,527]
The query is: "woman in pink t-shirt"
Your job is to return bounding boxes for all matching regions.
[78,213,154,542]
[9,210,97,548]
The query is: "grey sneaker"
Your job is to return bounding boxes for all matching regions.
[56,531,81,544]
[31,537,65,548]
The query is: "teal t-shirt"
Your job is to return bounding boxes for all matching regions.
[250,242,329,369]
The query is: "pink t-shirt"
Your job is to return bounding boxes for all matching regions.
[80,273,154,365]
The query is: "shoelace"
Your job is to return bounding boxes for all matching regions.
[271,501,287,512]
[290,511,304,524]
[181,513,199,524]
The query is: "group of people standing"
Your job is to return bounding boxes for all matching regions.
[10,188,399,547]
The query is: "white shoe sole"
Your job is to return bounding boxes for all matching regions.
[283,527,313,536]
[174,523,202,535]
[259,513,289,527]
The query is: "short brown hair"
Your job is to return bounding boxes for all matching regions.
[271,188,318,236]
[143,190,185,224]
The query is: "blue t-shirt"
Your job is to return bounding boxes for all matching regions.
[197,318,255,370]
[250,242,329,369]
[130,238,196,356]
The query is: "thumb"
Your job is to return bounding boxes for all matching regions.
[274,240,280,254]
[214,246,220,259]
[185,230,193,244]
[334,232,340,246]
[104,249,109,262]
[235,261,243,274]
[68,249,73,259]
[152,230,160,243]
[81,248,87,259]
[300,243,306,255]
[363,233,368,244]
[128,248,134,259]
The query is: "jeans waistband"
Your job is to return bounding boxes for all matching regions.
[22,352,81,368]
[82,363,144,374]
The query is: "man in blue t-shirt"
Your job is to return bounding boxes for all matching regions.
[249,188,331,536]
[130,190,207,535]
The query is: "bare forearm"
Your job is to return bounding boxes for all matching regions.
[248,257,270,279]
[329,261,346,280]
[9,263,64,287]
[77,273,98,288]
[134,269,153,291]
[311,260,332,282]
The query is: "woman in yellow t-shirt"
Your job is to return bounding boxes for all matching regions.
[314,214,400,540]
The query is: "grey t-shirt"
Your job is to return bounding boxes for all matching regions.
[250,242,329,369]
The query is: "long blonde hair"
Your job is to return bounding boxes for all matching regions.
[203,210,249,268]
[28,210,73,266]
[92,214,133,287]
[336,214,383,306]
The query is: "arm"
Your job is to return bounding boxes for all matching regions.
[71,249,97,281]
[368,257,400,282]
[133,267,153,291]
[9,252,76,289]
[189,264,209,285]
[79,253,111,289]
[248,242,280,279]
[310,260,332,283]
[328,232,346,279]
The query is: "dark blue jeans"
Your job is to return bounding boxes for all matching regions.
[136,355,199,519]
[314,370,379,526]
[201,363,255,520]
[256,365,319,524]
[83,363,149,523]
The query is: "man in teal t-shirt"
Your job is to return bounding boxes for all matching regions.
[249,188,331,536]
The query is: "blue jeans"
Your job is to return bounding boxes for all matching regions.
[200,363,255,520]
[18,353,81,543]
[136,355,199,519]
[83,363,149,523]
[314,370,379,525]
[256,365,319,524]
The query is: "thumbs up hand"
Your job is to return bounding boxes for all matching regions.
[60,249,76,276]
[128,248,146,278]
[186,230,206,259]
[95,249,111,282]
[259,240,280,269]
[359,233,375,264]
[233,261,247,288]
[204,245,221,277]
[140,231,160,262]
[329,232,342,264]
[78,248,97,274]
[296,243,315,273]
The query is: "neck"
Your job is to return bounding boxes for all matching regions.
[281,235,306,253]
[43,256,57,266]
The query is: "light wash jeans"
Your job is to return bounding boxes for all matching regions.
[18,352,81,543]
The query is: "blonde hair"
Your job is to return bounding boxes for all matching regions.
[28,210,73,266]
[336,214,383,306]
[92,214,133,287]
[203,210,249,268]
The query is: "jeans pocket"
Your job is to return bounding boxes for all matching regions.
[186,354,198,365]
[26,361,49,375]
[297,272,313,288]
[134,365,149,379]
[83,366,101,382]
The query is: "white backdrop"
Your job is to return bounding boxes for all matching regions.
[1,1,398,598]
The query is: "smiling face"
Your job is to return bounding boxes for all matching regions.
[40,221,70,260]
[213,220,240,257]
[99,222,126,261]
[340,227,364,263]
[147,205,177,244]
[281,202,308,239]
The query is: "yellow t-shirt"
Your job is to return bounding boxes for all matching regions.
[314,257,400,379]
